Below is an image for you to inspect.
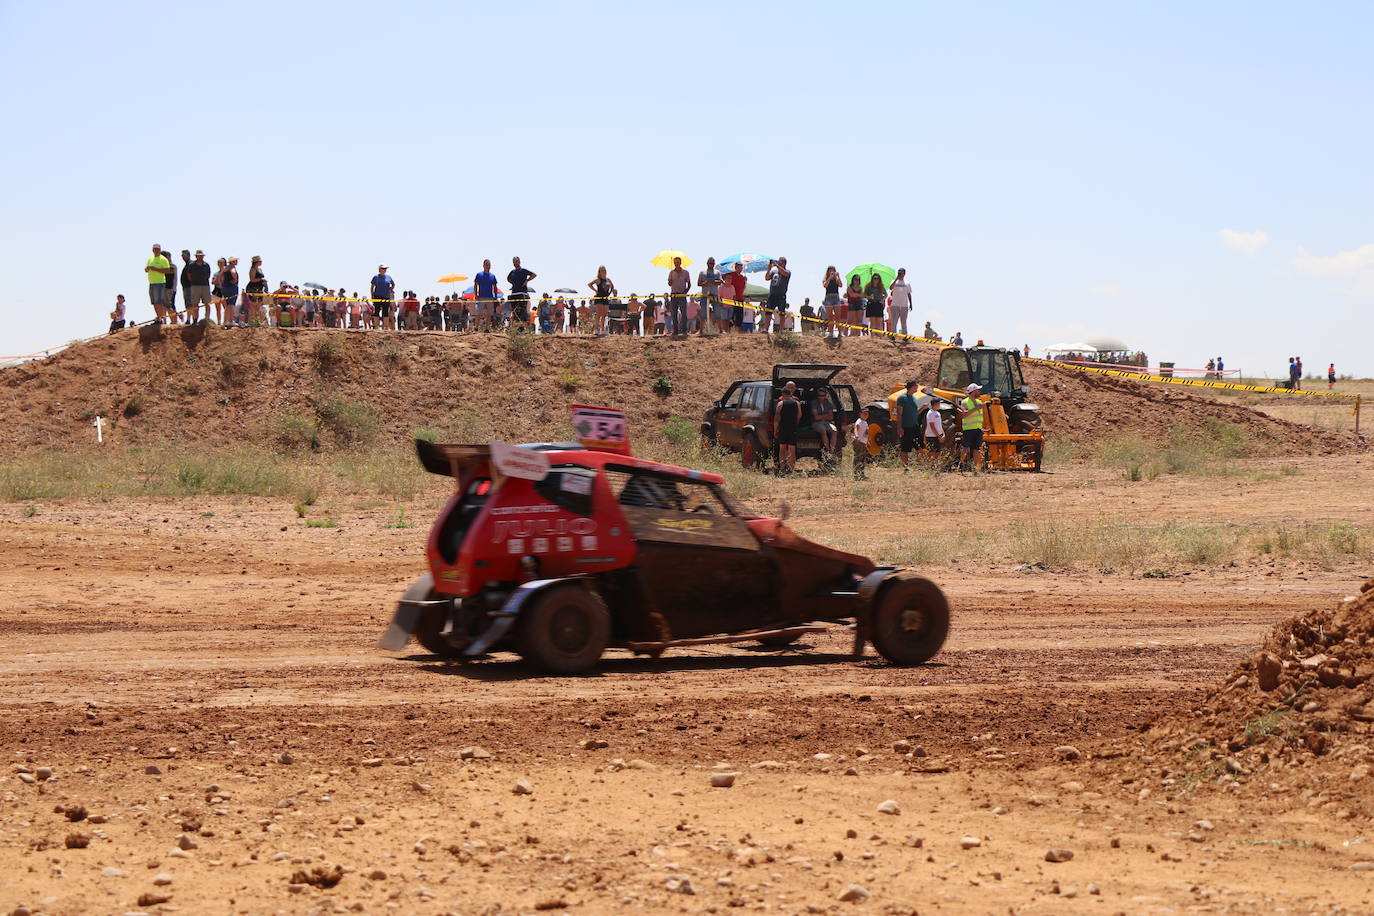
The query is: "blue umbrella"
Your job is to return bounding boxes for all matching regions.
[718,252,775,274]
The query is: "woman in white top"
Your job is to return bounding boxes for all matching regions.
[888,267,912,336]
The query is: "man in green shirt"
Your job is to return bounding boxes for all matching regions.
[145,243,172,323]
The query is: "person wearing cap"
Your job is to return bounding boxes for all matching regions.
[371,265,396,330]
[956,382,992,471]
[145,244,172,323]
[892,378,924,472]
[182,250,213,324]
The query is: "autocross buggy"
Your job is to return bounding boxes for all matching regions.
[379,407,949,675]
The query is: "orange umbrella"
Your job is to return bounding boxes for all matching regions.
[437,273,469,283]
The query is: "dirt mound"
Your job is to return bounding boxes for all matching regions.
[1140,578,1374,807]
[0,325,1359,455]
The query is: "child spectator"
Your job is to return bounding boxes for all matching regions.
[923,398,944,455]
[851,407,871,480]
[108,294,127,333]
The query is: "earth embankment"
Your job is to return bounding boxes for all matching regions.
[0,326,1358,454]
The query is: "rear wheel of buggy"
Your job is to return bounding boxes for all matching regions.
[870,576,950,666]
[402,574,463,660]
[515,585,611,675]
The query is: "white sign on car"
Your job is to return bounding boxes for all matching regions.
[489,441,551,481]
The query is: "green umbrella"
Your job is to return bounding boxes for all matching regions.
[845,262,897,288]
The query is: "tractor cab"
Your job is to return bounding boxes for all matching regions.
[936,346,1030,406]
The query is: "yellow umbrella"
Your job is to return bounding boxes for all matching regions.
[437,273,469,283]
[650,250,693,268]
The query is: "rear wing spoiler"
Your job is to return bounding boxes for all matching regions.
[416,439,490,477]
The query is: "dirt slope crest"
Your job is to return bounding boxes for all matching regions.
[0,325,1357,454]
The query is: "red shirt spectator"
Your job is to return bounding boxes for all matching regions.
[720,266,746,302]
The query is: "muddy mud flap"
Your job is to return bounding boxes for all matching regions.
[463,578,587,658]
[377,598,452,652]
[853,567,899,656]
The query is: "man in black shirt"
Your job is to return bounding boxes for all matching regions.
[773,381,802,475]
[763,257,791,334]
[164,252,179,324]
[183,249,214,323]
[507,256,536,328]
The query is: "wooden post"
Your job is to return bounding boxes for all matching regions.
[1356,394,1362,437]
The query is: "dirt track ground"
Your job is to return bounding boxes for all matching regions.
[3,456,1374,915]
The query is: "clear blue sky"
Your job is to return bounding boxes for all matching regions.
[2,0,1370,377]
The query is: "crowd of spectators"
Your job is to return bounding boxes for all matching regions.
[127,248,947,340]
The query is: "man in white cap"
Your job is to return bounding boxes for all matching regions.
[956,382,992,471]
[371,264,395,330]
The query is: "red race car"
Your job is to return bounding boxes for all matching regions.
[379,406,949,674]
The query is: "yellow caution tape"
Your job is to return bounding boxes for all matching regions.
[1019,356,1358,399]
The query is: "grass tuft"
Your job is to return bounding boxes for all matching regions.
[311,335,345,370]
[315,399,379,447]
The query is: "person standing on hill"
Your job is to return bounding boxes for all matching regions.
[371,264,395,330]
[507,256,536,328]
[473,259,499,331]
[183,250,213,324]
[821,266,843,335]
[245,256,268,323]
[109,294,127,333]
[763,257,790,335]
[720,261,747,332]
[1296,356,1304,382]
[220,257,241,325]
[145,244,172,323]
[697,257,722,336]
[162,250,179,323]
[888,267,912,335]
[1328,363,1337,388]
[1216,356,1224,377]
[863,273,885,333]
[1288,357,1301,390]
[588,266,616,336]
[666,256,691,338]
[179,250,194,319]
[845,274,865,336]
[922,319,939,341]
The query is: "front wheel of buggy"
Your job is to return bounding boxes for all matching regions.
[870,576,950,666]
[515,585,611,675]
[402,574,463,660]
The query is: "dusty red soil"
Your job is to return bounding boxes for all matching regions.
[4,453,1374,914]
[0,327,1361,454]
